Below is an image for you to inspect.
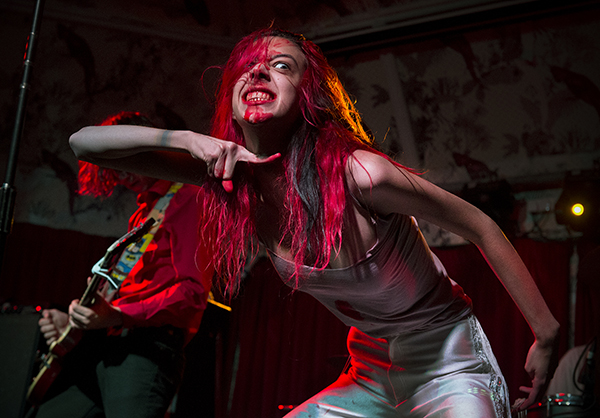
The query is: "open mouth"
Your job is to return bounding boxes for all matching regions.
[244,89,275,104]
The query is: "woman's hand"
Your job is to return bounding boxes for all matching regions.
[513,332,559,412]
[186,133,280,192]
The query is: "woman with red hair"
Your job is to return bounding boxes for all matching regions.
[70,28,558,417]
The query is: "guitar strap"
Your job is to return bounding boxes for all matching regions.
[104,182,184,297]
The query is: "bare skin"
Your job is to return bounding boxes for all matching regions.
[69,35,559,412]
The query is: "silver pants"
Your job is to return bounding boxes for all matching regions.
[285,316,510,418]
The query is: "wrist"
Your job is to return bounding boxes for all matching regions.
[534,319,560,348]
[163,129,191,151]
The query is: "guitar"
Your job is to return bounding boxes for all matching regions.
[26,218,155,406]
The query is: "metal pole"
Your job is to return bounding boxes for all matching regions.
[0,0,46,274]
[568,243,579,349]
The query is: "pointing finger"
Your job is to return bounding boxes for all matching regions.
[251,152,281,164]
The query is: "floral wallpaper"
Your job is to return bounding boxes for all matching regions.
[0,2,598,246]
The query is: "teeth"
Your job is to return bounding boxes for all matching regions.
[246,91,272,102]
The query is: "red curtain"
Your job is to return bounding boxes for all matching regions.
[573,240,600,348]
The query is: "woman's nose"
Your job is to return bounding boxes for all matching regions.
[250,62,270,80]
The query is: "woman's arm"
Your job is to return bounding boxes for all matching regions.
[347,150,559,411]
[69,125,280,190]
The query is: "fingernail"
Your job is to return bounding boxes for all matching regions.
[223,180,233,193]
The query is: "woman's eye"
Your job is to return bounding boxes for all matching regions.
[272,62,290,70]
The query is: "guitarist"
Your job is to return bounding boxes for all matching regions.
[27,112,215,418]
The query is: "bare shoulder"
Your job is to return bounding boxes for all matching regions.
[345,149,444,217]
[345,149,412,192]
[347,150,389,186]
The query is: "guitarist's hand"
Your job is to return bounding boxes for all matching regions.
[69,296,124,330]
[39,309,69,346]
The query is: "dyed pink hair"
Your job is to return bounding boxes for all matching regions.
[204,29,389,293]
[78,111,154,198]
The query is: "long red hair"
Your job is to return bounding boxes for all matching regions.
[203,29,381,293]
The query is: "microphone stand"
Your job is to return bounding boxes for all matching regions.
[582,338,597,410]
[0,0,46,275]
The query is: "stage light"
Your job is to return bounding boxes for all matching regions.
[555,173,600,235]
[571,203,584,216]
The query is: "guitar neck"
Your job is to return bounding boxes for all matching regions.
[79,272,103,307]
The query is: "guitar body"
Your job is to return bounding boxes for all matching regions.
[48,325,82,358]
[27,326,83,406]
[27,352,61,406]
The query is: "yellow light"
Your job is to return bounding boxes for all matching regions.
[571,203,584,216]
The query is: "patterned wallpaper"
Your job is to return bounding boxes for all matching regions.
[0,3,598,245]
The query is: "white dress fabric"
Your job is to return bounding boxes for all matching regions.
[269,213,511,417]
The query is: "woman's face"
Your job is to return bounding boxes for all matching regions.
[231,36,307,130]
